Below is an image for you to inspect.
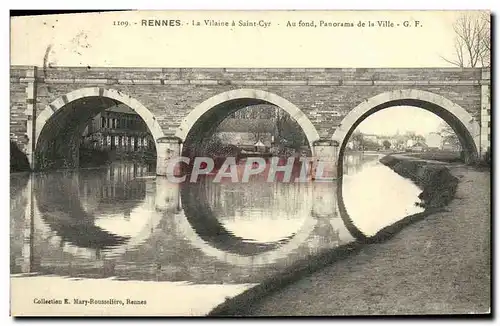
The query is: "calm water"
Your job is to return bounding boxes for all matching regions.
[10,153,424,315]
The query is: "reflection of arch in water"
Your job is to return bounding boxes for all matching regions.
[34,171,134,250]
[10,174,32,273]
[180,182,293,255]
[78,164,149,216]
[34,190,163,261]
[336,160,428,242]
[176,182,319,267]
[332,89,481,177]
[341,152,381,176]
[85,203,163,259]
[17,172,162,273]
[335,170,373,242]
[90,176,171,258]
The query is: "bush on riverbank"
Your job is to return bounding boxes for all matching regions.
[403,150,463,163]
[379,155,403,168]
[10,141,31,173]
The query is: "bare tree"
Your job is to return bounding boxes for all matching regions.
[442,12,490,67]
[479,12,491,66]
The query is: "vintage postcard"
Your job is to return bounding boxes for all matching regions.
[9,10,491,316]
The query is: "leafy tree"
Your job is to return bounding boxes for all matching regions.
[362,139,380,151]
[351,131,364,142]
[439,122,461,150]
[382,140,391,150]
[349,131,364,150]
[275,108,307,149]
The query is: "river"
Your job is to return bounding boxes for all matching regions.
[10,152,424,315]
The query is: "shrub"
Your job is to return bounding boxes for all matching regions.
[10,141,31,173]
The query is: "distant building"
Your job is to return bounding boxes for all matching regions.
[80,104,155,156]
[254,140,266,153]
[410,142,428,152]
[442,138,461,151]
[363,134,379,143]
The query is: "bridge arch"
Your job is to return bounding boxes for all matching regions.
[175,89,320,151]
[34,87,165,171]
[332,89,481,174]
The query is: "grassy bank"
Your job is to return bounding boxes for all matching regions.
[209,157,490,316]
[230,166,490,315]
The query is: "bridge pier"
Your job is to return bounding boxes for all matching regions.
[312,140,339,180]
[24,67,37,170]
[156,137,182,176]
[155,177,181,212]
[309,182,342,248]
[311,181,338,219]
[480,68,491,159]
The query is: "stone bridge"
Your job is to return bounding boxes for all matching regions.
[10,66,491,175]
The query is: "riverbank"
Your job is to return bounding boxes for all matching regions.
[379,155,459,209]
[209,160,490,315]
[402,150,462,163]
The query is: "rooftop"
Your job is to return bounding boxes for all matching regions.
[105,104,137,115]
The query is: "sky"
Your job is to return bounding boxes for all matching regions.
[355,106,445,136]
[9,10,486,68]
